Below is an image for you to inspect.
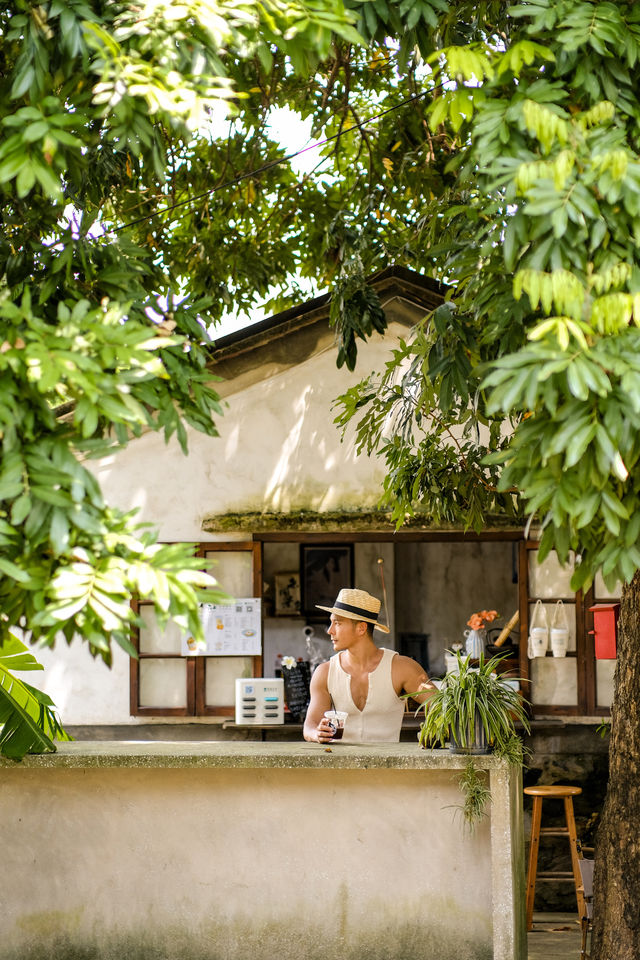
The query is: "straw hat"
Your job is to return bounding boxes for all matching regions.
[316,588,390,633]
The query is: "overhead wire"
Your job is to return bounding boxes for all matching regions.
[105,86,436,237]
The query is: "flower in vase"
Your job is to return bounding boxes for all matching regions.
[467,609,499,630]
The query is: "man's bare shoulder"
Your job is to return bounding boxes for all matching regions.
[391,653,433,699]
[392,653,426,671]
[310,659,331,687]
[392,653,428,682]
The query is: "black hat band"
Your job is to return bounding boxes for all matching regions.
[334,600,379,621]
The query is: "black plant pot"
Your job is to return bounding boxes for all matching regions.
[449,712,491,755]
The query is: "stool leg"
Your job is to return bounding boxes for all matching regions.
[580,916,590,960]
[564,797,586,919]
[526,795,542,931]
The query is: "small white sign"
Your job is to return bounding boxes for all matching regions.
[235,678,284,724]
[181,599,261,656]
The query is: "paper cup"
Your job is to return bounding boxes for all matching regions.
[528,627,548,658]
[324,710,348,740]
[550,627,569,658]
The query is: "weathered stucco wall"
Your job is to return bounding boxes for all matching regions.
[88,324,409,542]
[34,639,130,725]
[1,744,525,960]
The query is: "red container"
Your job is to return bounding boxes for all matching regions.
[589,603,620,659]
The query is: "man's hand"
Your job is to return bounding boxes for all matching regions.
[415,679,438,709]
[311,715,338,743]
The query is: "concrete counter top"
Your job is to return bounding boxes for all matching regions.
[1,740,510,770]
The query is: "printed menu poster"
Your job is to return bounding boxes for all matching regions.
[181,600,261,656]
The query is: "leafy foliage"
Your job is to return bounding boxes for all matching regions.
[417,652,529,830]
[331,0,640,594]
[2,0,639,787]
[0,633,70,759]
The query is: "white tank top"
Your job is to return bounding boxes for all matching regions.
[327,647,405,743]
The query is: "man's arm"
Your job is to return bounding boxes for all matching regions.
[393,655,438,706]
[303,661,334,743]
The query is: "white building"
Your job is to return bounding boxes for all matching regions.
[34,266,614,732]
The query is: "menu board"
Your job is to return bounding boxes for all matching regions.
[282,662,311,722]
[181,599,261,656]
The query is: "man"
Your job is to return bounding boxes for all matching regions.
[303,587,437,744]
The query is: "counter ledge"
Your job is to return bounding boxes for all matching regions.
[0,739,510,770]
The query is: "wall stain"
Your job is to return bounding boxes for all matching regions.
[17,908,83,937]
[6,912,492,960]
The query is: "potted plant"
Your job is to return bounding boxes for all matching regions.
[419,650,529,754]
[416,651,530,826]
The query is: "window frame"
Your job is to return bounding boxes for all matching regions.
[130,541,262,718]
[129,533,610,720]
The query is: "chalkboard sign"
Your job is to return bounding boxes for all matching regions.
[282,662,310,722]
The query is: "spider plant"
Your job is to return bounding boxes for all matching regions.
[418,651,530,754]
[454,758,492,828]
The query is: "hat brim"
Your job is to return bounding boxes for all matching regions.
[315,604,390,634]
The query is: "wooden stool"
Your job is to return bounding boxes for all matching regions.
[524,785,585,931]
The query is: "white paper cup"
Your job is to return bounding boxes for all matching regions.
[324,710,348,740]
[550,627,569,658]
[528,627,548,658]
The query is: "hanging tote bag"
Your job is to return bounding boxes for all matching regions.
[550,601,569,658]
[528,600,549,658]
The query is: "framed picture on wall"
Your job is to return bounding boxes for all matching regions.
[274,572,301,616]
[300,544,354,619]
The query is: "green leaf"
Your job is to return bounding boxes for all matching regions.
[0,151,27,183]
[33,161,62,198]
[564,421,596,467]
[10,494,32,525]
[0,633,71,759]
[16,163,36,197]
[49,507,70,554]
[0,557,32,583]
[0,635,44,672]
[11,64,36,99]
[23,121,50,142]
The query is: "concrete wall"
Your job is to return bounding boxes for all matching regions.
[32,640,130,726]
[1,743,526,960]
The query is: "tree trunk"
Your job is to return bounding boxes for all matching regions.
[592,572,640,959]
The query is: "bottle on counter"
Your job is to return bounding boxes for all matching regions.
[274,653,283,678]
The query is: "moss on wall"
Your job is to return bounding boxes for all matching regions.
[202,509,523,533]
